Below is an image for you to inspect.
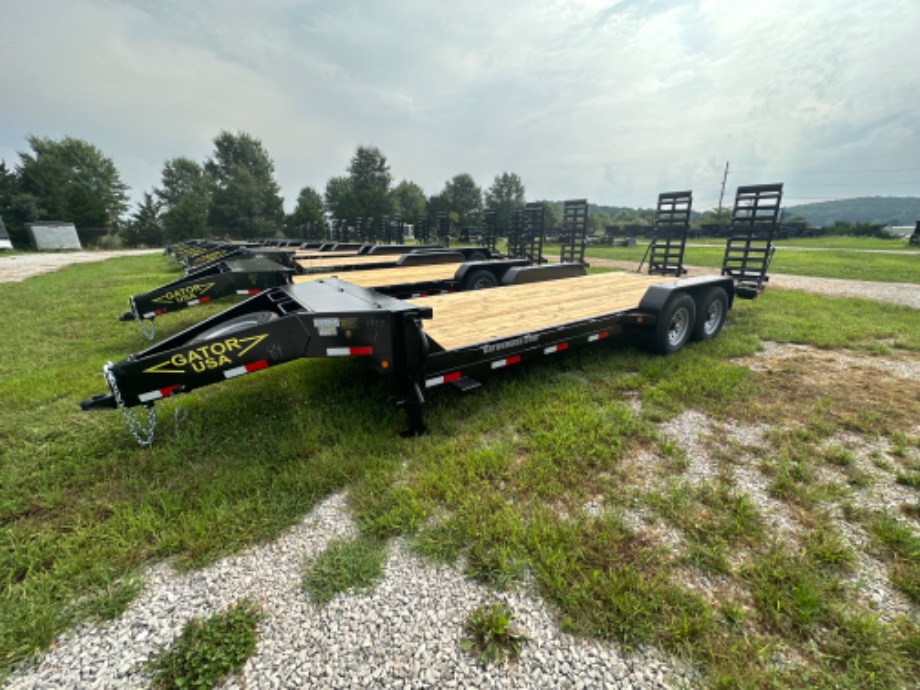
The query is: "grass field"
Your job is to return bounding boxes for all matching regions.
[1,250,919,688]
[586,236,920,283]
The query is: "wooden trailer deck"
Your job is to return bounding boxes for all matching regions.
[291,263,462,287]
[409,272,672,350]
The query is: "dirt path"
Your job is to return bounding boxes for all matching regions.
[0,250,162,282]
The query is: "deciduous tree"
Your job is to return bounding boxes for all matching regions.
[15,135,129,228]
[439,174,482,228]
[205,131,284,239]
[484,172,525,231]
[124,192,163,247]
[156,157,211,243]
[346,145,393,221]
[324,176,354,222]
[391,180,426,225]
[288,186,325,239]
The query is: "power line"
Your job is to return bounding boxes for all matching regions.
[731,167,920,175]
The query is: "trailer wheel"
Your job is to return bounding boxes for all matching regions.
[466,250,488,262]
[692,287,728,341]
[649,293,695,354]
[190,311,278,343]
[463,269,498,290]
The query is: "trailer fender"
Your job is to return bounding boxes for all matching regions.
[396,251,466,266]
[500,263,588,286]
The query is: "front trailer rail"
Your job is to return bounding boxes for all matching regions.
[84,273,737,442]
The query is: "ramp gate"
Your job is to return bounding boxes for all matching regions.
[640,191,692,276]
[721,183,783,297]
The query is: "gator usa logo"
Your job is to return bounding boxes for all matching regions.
[144,334,268,374]
[152,283,215,305]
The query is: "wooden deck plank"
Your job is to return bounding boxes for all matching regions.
[408,272,672,350]
[292,263,462,287]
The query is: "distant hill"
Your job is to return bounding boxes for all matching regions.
[784,197,920,227]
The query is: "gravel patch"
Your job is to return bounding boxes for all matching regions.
[7,493,698,690]
[0,250,161,283]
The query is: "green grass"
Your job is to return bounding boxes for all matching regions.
[146,599,261,689]
[586,236,920,283]
[302,535,387,604]
[2,252,919,688]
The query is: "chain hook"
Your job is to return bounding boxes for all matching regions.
[104,362,157,447]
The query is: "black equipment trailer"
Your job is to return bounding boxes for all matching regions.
[121,247,507,338]
[84,269,745,444]
[119,198,586,338]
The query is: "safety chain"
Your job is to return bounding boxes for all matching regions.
[130,296,156,341]
[104,362,157,447]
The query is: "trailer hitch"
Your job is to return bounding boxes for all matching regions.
[79,363,162,446]
[80,393,118,410]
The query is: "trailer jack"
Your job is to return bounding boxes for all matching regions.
[396,380,428,438]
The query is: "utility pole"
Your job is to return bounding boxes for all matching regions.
[717,161,729,217]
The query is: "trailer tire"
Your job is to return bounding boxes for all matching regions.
[649,293,695,354]
[190,311,278,343]
[463,269,498,290]
[692,287,728,341]
[466,250,488,262]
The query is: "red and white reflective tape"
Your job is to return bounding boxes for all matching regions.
[588,331,609,343]
[142,308,168,318]
[543,342,569,355]
[188,296,212,306]
[236,289,261,296]
[326,346,373,357]
[224,359,268,379]
[426,371,461,388]
[409,291,429,298]
[491,355,521,369]
[138,384,182,403]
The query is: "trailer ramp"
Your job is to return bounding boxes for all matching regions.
[721,183,782,298]
[639,191,692,276]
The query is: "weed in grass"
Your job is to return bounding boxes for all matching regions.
[804,524,856,572]
[748,541,842,637]
[823,444,855,468]
[460,601,528,665]
[867,512,920,604]
[648,479,762,575]
[895,472,920,490]
[302,536,387,605]
[411,517,467,565]
[719,601,747,627]
[349,472,428,540]
[146,599,261,690]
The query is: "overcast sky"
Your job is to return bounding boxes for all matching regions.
[1,0,918,214]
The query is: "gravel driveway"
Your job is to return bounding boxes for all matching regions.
[0,250,162,282]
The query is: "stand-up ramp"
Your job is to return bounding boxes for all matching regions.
[640,191,692,276]
[721,183,782,298]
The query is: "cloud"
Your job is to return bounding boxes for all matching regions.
[1,0,918,213]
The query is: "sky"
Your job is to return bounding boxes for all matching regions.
[1,0,919,214]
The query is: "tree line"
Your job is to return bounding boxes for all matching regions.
[0,132,534,248]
